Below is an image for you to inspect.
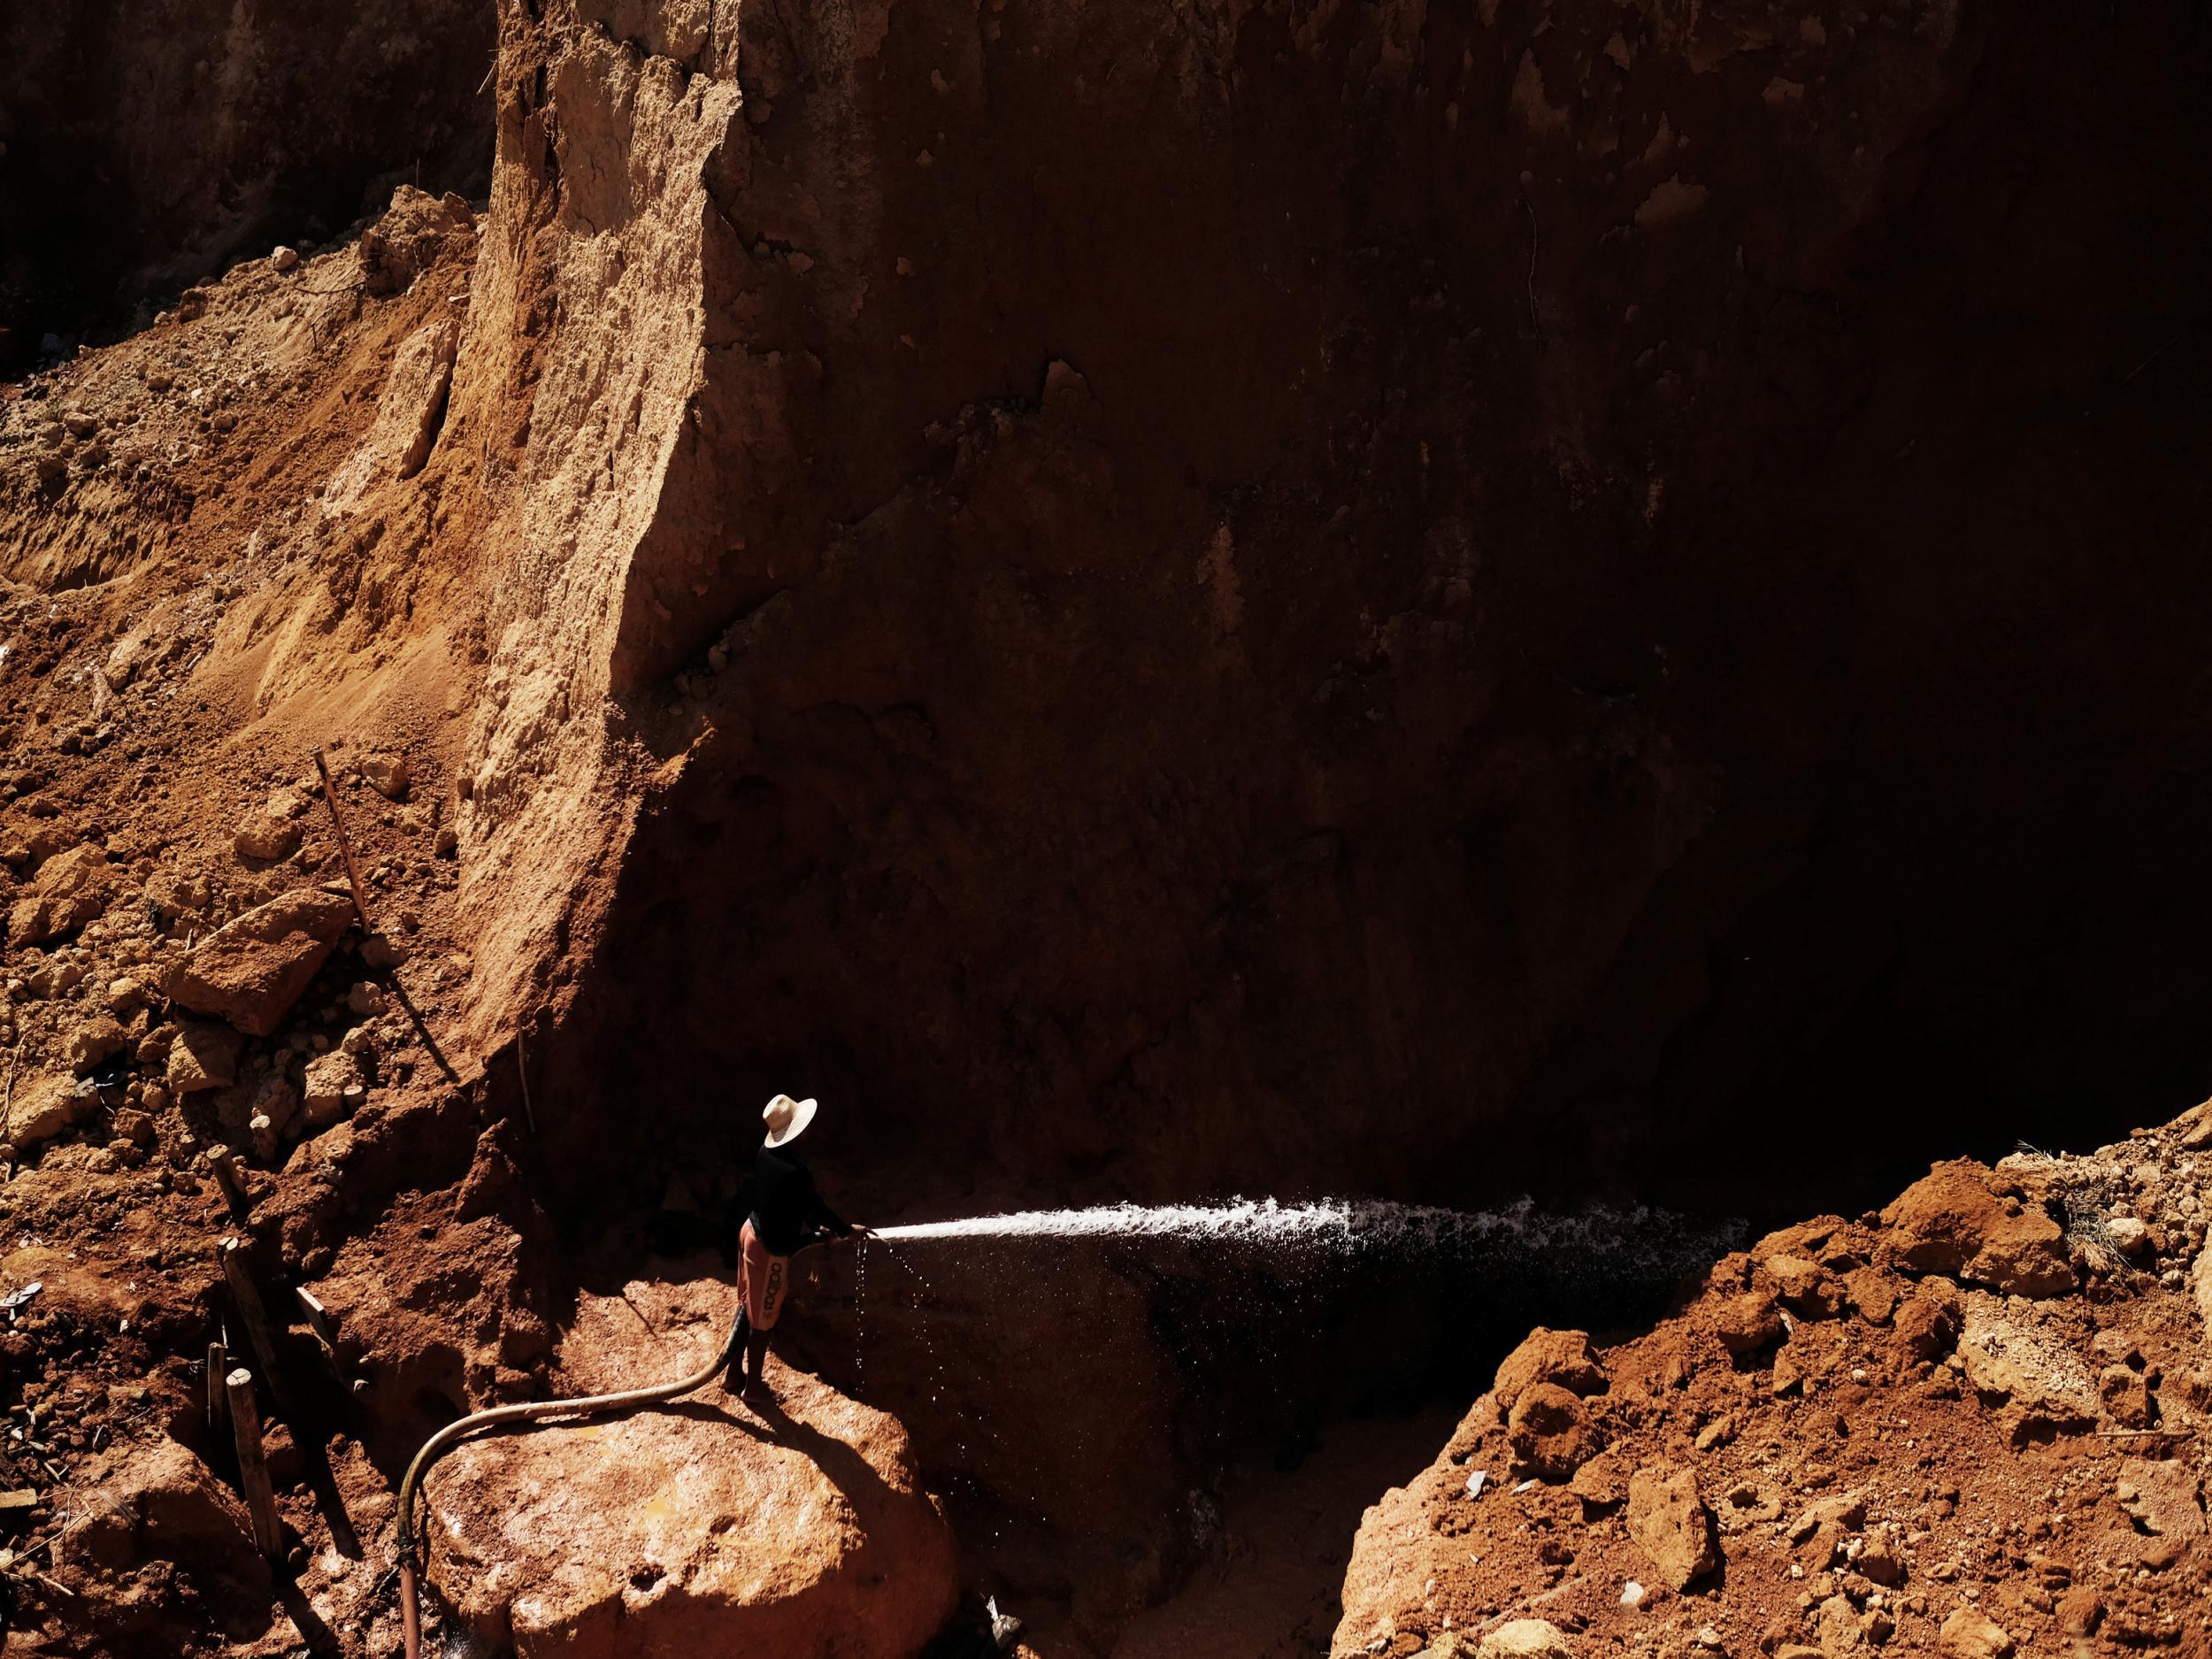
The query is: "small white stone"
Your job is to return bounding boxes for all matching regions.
[2105,1215,2151,1256]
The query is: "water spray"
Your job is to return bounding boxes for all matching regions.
[388,1197,1737,1656]
[871,1194,1706,1252]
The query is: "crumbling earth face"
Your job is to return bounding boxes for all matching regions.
[0,0,2210,1655]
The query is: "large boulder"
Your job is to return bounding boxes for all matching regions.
[425,1355,956,1659]
[6,842,113,944]
[1880,1160,2076,1298]
[166,887,355,1035]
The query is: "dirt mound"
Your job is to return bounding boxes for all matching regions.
[1333,1110,2212,1656]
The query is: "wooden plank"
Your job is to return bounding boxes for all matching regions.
[207,1145,251,1219]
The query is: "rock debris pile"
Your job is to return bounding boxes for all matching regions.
[1334,1110,2212,1657]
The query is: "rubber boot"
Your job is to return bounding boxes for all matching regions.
[725,1310,752,1394]
[741,1325,772,1402]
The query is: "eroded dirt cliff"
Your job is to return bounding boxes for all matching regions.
[453,0,2212,1230]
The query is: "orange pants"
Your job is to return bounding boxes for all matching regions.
[739,1220,789,1332]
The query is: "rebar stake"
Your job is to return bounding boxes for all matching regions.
[312,744,376,934]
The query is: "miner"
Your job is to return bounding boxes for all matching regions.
[729,1093,872,1401]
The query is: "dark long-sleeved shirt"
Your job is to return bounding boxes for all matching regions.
[747,1147,853,1255]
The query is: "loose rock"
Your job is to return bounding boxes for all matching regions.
[1493,1327,1608,1417]
[1625,1466,1720,1590]
[1476,1620,1576,1659]
[2055,1586,2103,1636]
[1881,1160,2075,1297]
[74,1435,269,1591]
[2116,1456,2206,1538]
[234,813,304,862]
[1937,1606,2014,1659]
[360,932,411,969]
[1893,1278,1962,1360]
[167,887,356,1035]
[1708,1292,1784,1356]
[302,1050,364,1127]
[7,1073,91,1148]
[1507,1382,1600,1481]
[362,751,411,800]
[166,1021,242,1094]
[65,1015,127,1072]
[6,842,114,944]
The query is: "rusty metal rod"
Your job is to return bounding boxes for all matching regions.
[311,745,376,934]
[205,1340,227,1437]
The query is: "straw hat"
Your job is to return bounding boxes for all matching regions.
[761,1093,818,1149]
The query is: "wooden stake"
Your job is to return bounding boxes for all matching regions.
[226,1368,283,1560]
[205,1340,228,1437]
[218,1239,296,1420]
[312,744,376,935]
[207,1144,250,1219]
[294,1286,347,1385]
